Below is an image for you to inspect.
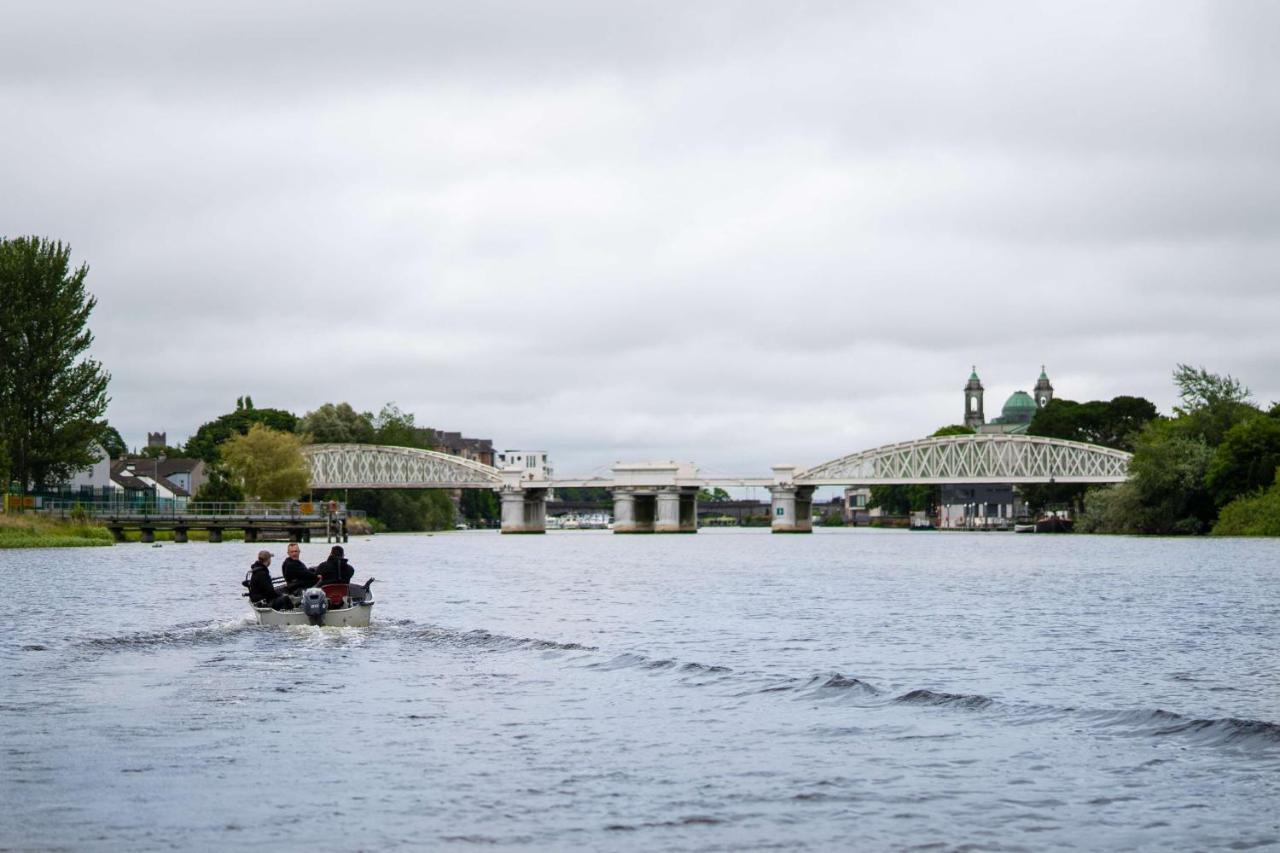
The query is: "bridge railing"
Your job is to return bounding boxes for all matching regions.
[40,500,363,522]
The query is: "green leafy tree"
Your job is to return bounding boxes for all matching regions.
[193,465,245,503]
[1212,470,1280,536]
[0,237,111,491]
[1024,396,1158,514]
[1171,364,1257,447]
[1204,415,1280,507]
[297,402,376,444]
[932,424,975,437]
[697,487,732,502]
[220,424,310,501]
[98,425,127,459]
[372,403,425,448]
[460,489,499,524]
[1124,419,1217,534]
[184,400,298,462]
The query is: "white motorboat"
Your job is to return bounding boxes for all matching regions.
[251,581,375,627]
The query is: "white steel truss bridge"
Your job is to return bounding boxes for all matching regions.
[303,443,505,490]
[795,434,1132,486]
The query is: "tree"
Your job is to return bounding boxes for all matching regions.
[697,487,731,502]
[1212,470,1280,536]
[98,425,127,459]
[372,403,425,448]
[1204,415,1280,507]
[0,237,111,491]
[1124,419,1217,534]
[1024,396,1158,515]
[1028,396,1157,452]
[184,400,298,462]
[193,465,245,503]
[219,424,310,501]
[460,489,499,525]
[297,402,375,444]
[1171,364,1258,447]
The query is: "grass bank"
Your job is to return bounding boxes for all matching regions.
[0,513,115,548]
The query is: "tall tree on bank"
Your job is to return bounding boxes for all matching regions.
[220,424,310,501]
[184,397,298,463]
[0,237,110,492]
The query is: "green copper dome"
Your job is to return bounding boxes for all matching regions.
[1001,390,1037,420]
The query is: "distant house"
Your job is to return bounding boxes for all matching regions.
[428,430,496,467]
[110,457,207,502]
[60,442,122,495]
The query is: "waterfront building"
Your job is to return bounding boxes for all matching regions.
[428,430,495,467]
[496,450,554,481]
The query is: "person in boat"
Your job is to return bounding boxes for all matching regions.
[314,545,356,585]
[280,541,318,593]
[244,550,293,610]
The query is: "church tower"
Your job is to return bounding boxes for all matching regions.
[964,367,985,429]
[1034,366,1054,410]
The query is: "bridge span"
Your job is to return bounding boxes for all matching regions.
[302,434,1131,534]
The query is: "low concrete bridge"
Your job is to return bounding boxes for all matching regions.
[303,434,1131,534]
[42,500,353,543]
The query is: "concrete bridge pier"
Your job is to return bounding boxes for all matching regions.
[500,487,547,534]
[612,490,656,533]
[770,465,815,533]
[655,488,698,533]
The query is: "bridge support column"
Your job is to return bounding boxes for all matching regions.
[769,465,814,533]
[140,527,155,544]
[244,527,259,543]
[207,527,223,543]
[613,490,655,533]
[654,488,698,533]
[501,488,547,534]
[655,490,681,533]
[173,527,188,543]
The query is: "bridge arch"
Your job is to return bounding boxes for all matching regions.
[796,434,1131,486]
[303,443,505,489]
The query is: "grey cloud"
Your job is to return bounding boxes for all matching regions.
[3,0,1278,475]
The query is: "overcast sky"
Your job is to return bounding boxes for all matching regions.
[3,1,1278,477]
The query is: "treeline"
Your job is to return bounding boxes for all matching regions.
[1075,366,1280,536]
[182,399,493,532]
[865,365,1280,536]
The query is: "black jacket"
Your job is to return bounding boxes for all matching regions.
[281,557,316,589]
[315,556,355,585]
[246,561,278,603]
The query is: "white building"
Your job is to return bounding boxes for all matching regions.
[62,442,122,493]
[496,450,554,482]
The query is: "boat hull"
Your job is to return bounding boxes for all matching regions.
[252,603,374,627]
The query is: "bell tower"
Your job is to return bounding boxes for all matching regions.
[964,367,985,429]
[1034,366,1054,409]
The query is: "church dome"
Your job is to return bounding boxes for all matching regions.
[1001,391,1037,422]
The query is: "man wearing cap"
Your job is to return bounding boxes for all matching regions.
[245,550,293,610]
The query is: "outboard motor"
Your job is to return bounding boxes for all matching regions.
[301,587,329,626]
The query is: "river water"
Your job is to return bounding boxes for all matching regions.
[3,529,1278,851]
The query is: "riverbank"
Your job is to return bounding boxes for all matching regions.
[0,513,114,548]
